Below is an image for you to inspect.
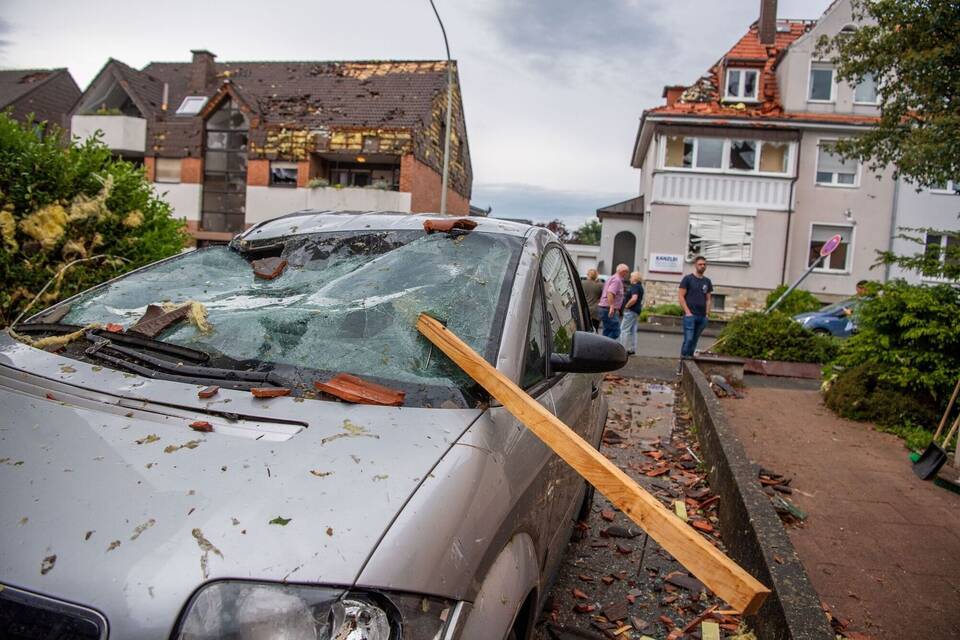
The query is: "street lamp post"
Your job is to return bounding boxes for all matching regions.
[429,0,454,215]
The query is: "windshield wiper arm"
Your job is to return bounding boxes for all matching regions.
[83,333,285,389]
[14,323,209,364]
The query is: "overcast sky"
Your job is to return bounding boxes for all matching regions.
[0,0,831,228]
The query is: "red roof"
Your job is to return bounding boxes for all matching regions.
[649,21,815,120]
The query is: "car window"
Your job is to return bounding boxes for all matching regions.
[520,283,547,389]
[58,230,523,397]
[541,247,582,359]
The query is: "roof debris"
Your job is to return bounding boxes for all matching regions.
[192,528,223,580]
[314,372,405,406]
[251,387,291,398]
[252,256,288,280]
[40,554,56,575]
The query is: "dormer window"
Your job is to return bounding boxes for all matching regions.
[724,68,759,101]
[176,96,208,116]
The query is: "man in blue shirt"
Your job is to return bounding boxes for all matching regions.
[678,255,713,360]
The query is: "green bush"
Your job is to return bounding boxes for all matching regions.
[828,280,960,402]
[0,113,187,325]
[764,285,822,316]
[713,311,839,363]
[824,363,940,440]
[639,303,684,323]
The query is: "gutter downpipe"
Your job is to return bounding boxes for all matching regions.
[780,137,802,286]
[884,175,901,281]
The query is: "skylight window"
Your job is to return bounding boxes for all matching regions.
[176,96,208,116]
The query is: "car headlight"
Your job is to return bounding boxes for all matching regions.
[175,581,456,640]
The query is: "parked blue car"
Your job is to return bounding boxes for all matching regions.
[793,299,860,337]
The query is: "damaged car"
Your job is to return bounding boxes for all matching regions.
[0,212,626,639]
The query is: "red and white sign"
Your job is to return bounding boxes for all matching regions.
[820,234,843,257]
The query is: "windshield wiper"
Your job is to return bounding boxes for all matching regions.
[14,323,209,364]
[83,333,285,390]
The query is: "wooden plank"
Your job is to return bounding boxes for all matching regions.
[417,314,770,615]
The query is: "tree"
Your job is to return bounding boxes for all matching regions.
[535,219,571,243]
[572,219,601,245]
[0,113,187,325]
[816,0,960,187]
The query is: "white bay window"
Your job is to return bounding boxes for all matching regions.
[662,135,792,176]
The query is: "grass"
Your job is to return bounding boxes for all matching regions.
[876,421,935,453]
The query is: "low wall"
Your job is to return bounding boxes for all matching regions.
[682,362,833,640]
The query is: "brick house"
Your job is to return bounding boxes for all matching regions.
[603,0,900,314]
[70,51,472,242]
[0,68,80,130]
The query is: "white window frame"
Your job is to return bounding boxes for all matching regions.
[921,231,958,283]
[853,73,880,105]
[808,222,855,274]
[154,158,181,184]
[808,61,836,103]
[815,139,860,188]
[175,96,208,116]
[659,135,795,177]
[929,180,960,195]
[723,68,760,102]
[687,208,756,266]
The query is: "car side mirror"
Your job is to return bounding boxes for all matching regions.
[550,331,628,374]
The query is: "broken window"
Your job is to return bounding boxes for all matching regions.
[664,136,693,168]
[758,142,790,174]
[155,158,181,184]
[688,213,753,264]
[270,161,299,187]
[362,136,379,153]
[809,225,852,271]
[724,68,759,101]
[540,247,581,359]
[728,140,756,171]
[816,142,858,186]
[60,230,523,404]
[809,63,835,101]
[694,138,724,169]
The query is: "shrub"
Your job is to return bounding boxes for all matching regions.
[639,303,684,323]
[307,177,330,188]
[764,285,822,316]
[828,280,960,402]
[824,363,940,437]
[713,311,839,363]
[0,113,187,325]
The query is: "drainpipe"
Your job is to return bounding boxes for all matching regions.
[780,138,802,286]
[429,0,454,216]
[884,175,901,281]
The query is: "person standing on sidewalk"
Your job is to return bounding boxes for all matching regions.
[598,264,628,339]
[678,256,712,360]
[581,268,604,332]
[619,271,644,355]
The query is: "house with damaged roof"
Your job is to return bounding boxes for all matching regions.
[0,68,80,130]
[600,0,907,314]
[70,51,472,242]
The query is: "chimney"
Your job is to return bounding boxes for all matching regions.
[662,85,686,107]
[758,0,777,46]
[189,49,217,92]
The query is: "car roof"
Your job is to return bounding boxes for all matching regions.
[238,210,538,245]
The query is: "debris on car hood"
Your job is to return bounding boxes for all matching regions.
[251,256,288,280]
[315,372,406,406]
[422,217,478,234]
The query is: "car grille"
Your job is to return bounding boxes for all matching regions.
[0,584,106,640]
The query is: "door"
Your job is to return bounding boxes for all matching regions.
[202,99,248,232]
[612,230,636,272]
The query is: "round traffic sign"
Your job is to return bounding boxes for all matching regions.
[820,234,843,257]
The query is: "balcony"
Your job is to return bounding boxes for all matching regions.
[71,114,146,156]
[652,172,793,211]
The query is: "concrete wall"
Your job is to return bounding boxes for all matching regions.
[777,0,880,118]
[244,186,412,225]
[71,115,146,155]
[889,183,960,284]
[153,183,202,222]
[787,130,896,298]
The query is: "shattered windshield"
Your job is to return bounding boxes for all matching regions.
[59,229,522,401]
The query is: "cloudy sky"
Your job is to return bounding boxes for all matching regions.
[1,0,831,228]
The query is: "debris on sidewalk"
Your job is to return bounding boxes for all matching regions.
[758,468,807,525]
[709,374,741,399]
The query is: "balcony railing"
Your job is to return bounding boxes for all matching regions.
[70,114,146,155]
[652,171,793,211]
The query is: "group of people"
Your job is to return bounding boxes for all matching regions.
[581,264,644,354]
[581,256,713,363]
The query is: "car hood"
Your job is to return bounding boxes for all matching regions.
[0,335,480,637]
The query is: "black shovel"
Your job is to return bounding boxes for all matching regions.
[914,414,960,480]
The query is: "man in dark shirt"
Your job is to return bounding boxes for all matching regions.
[581,269,604,332]
[678,255,713,360]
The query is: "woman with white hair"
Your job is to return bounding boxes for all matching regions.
[619,271,644,355]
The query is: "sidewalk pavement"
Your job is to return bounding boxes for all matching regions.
[722,387,960,639]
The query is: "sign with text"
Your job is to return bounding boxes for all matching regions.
[649,253,683,273]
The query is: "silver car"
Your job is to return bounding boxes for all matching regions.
[0,212,625,639]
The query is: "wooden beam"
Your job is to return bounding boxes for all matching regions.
[417,314,770,615]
